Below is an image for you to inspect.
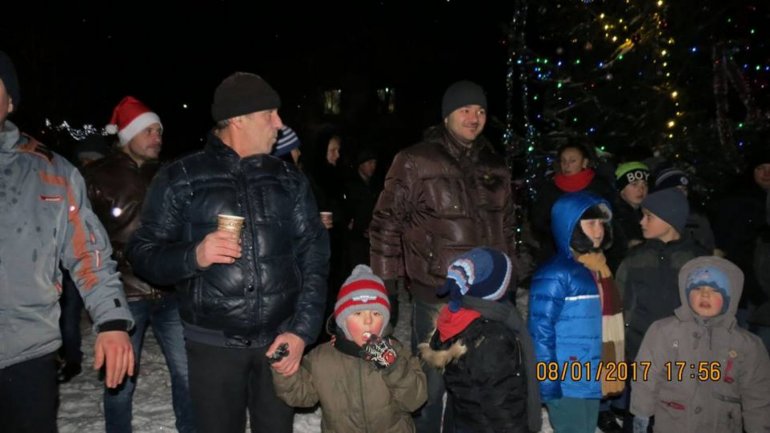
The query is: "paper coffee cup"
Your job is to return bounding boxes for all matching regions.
[217,214,245,237]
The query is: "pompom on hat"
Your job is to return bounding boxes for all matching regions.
[438,247,513,312]
[334,265,391,339]
[441,80,487,119]
[105,96,162,146]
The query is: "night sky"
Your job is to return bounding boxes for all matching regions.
[3,1,516,158]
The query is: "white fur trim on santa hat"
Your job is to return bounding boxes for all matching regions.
[117,111,162,146]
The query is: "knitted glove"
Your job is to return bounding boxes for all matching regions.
[632,416,649,433]
[361,333,398,370]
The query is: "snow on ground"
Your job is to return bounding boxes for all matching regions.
[58,289,566,432]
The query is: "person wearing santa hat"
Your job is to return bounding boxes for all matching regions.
[83,96,194,433]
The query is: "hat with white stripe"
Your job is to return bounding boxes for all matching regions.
[105,96,162,146]
[272,126,301,157]
[438,247,513,312]
[334,264,390,339]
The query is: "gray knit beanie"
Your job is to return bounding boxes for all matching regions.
[641,188,689,234]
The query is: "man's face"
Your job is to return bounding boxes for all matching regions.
[620,180,648,208]
[124,123,162,165]
[445,104,486,143]
[244,109,283,155]
[0,79,14,125]
[754,163,770,191]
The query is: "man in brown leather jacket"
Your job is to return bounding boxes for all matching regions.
[84,96,195,433]
[370,80,519,433]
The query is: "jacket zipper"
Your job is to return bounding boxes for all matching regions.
[239,163,259,328]
[359,361,370,433]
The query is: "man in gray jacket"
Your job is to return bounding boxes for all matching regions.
[0,50,135,433]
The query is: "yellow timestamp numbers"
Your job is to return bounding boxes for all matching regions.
[664,361,722,382]
[536,361,652,382]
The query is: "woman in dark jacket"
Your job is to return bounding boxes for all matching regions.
[530,141,615,264]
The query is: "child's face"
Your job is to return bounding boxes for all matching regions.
[688,285,724,317]
[640,208,676,240]
[580,218,605,248]
[620,180,648,207]
[345,310,385,346]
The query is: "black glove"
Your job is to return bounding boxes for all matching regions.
[361,333,398,370]
[267,343,290,364]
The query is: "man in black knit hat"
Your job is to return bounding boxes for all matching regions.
[127,72,330,433]
[370,80,520,433]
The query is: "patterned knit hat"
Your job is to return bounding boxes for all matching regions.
[334,265,391,339]
[653,167,689,192]
[272,126,301,157]
[438,247,512,312]
[615,162,650,190]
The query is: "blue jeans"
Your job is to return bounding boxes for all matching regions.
[104,295,195,433]
[411,299,452,433]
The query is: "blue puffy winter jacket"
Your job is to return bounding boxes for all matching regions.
[528,191,605,401]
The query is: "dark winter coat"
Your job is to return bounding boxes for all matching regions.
[370,125,517,301]
[421,297,541,433]
[84,151,164,300]
[616,237,708,360]
[127,133,330,347]
[606,198,644,272]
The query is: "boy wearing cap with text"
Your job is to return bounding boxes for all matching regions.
[419,247,541,433]
[631,256,770,433]
[606,162,649,272]
[272,264,427,433]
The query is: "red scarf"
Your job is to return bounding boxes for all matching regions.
[554,168,595,192]
[436,306,481,342]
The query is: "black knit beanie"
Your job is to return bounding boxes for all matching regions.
[441,80,487,118]
[0,50,21,108]
[211,72,281,122]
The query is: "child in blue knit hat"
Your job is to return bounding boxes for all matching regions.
[420,247,542,433]
[631,256,770,433]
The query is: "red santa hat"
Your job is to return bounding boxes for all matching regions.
[105,96,162,146]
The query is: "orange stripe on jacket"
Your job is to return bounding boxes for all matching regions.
[39,171,99,291]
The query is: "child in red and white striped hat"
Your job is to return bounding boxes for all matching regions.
[271,264,427,432]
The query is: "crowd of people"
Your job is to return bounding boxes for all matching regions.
[2,47,770,433]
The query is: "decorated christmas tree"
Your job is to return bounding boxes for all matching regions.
[504,0,770,203]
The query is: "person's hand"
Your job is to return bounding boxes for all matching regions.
[268,332,305,376]
[93,331,134,388]
[195,230,241,268]
[361,333,398,370]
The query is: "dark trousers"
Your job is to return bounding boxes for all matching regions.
[411,299,453,433]
[0,351,59,433]
[59,272,83,366]
[186,340,293,433]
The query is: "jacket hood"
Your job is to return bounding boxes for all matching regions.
[676,256,744,325]
[550,191,612,258]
